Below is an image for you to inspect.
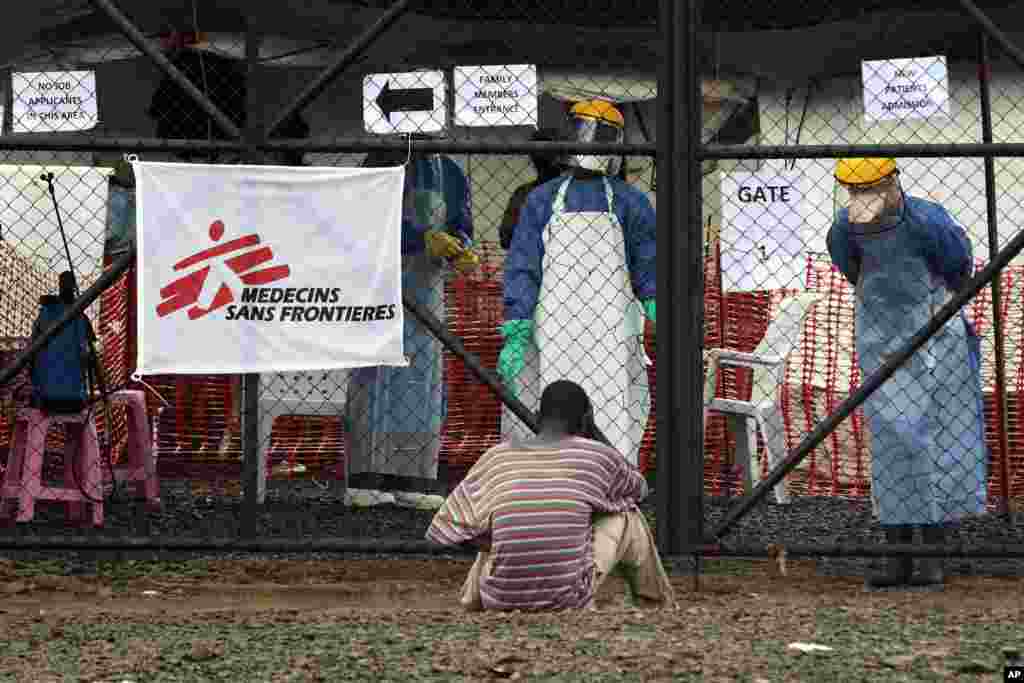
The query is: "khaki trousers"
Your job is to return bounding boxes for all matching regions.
[460,509,675,611]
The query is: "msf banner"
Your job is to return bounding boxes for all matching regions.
[134,161,408,375]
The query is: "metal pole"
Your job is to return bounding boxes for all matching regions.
[701,142,1024,161]
[0,135,245,154]
[656,0,704,557]
[712,225,1024,540]
[959,0,1024,73]
[682,0,706,557]
[655,0,679,555]
[241,24,265,528]
[0,248,135,387]
[401,292,538,433]
[265,0,410,138]
[3,136,1024,159]
[87,0,242,140]
[978,31,1013,517]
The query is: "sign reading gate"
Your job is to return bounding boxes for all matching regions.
[720,172,809,293]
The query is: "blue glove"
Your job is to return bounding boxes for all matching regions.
[498,320,533,394]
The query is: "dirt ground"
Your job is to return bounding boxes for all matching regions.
[0,558,1022,682]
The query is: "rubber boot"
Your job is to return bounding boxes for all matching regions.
[865,526,913,589]
[910,525,945,587]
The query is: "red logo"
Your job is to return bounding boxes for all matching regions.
[156,220,291,320]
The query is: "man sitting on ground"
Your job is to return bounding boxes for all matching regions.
[426,380,675,611]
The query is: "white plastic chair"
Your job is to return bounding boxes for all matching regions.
[703,292,823,504]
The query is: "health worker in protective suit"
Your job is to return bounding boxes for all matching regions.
[499,100,655,466]
[498,128,566,250]
[347,135,478,492]
[826,157,987,590]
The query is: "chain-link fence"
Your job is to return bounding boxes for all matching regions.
[0,0,1023,583]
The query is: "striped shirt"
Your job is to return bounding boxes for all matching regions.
[426,436,648,610]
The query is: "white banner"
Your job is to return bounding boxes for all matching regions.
[134,162,408,375]
[720,172,810,292]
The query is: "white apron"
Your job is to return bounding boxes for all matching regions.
[502,177,650,465]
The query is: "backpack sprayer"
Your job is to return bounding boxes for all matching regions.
[39,171,121,505]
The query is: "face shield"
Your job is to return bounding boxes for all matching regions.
[833,174,903,226]
[566,115,624,176]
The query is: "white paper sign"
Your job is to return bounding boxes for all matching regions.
[133,162,408,375]
[862,56,950,122]
[720,173,809,292]
[453,64,538,127]
[12,71,98,132]
[363,71,446,135]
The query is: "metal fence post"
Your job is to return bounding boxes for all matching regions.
[241,23,266,536]
[978,30,1013,516]
[656,0,705,557]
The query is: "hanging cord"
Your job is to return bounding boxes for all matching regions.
[787,80,815,172]
[191,0,213,157]
[38,172,120,505]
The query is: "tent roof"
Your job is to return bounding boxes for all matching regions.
[362,0,1019,30]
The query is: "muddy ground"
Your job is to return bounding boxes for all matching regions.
[0,557,1022,681]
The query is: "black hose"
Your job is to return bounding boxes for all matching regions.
[39,172,120,507]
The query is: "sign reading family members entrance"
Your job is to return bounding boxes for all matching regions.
[454,65,538,127]
[862,56,950,122]
[720,173,809,293]
[12,71,98,132]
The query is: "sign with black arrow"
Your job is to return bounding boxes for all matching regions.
[364,71,447,135]
[376,81,434,122]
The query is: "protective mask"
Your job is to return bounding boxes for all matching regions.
[837,179,902,226]
[848,190,889,224]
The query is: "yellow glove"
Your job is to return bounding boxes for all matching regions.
[453,248,480,274]
[424,229,463,260]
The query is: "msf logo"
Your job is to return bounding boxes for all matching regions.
[156,220,291,320]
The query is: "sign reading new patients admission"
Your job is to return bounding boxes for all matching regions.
[862,56,950,122]
[12,71,98,132]
[133,162,408,375]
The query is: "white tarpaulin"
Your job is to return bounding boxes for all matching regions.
[133,162,408,375]
[720,172,810,292]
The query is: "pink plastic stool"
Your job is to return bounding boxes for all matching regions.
[0,406,104,526]
[105,390,161,510]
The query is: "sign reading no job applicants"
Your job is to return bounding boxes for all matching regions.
[12,71,98,132]
[454,65,538,127]
[720,173,809,292]
[862,56,950,122]
[364,71,447,135]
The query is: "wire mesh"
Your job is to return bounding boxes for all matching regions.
[0,1,1021,580]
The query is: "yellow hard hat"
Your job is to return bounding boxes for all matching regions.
[570,99,625,128]
[834,157,898,186]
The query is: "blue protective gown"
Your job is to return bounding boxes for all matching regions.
[827,195,988,526]
[347,155,472,481]
[502,173,656,461]
[504,173,656,320]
